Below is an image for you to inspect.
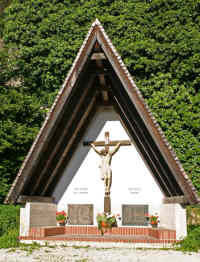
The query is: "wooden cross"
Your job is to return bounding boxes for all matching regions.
[83,131,132,214]
[83,131,132,147]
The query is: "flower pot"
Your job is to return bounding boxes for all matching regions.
[57,219,65,226]
[100,221,110,235]
[151,223,158,228]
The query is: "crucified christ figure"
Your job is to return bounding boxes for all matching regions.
[91,137,121,196]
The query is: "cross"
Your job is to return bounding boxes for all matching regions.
[83,132,132,147]
[83,131,132,214]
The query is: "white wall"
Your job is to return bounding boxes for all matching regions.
[53,108,164,225]
[160,204,187,240]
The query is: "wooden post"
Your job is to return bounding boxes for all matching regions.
[104,196,111,214]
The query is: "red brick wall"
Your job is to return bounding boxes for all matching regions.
[29,226,65,237]
[26,226,176,240]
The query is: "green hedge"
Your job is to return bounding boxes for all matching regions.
[174,206,200,252]
[187,205,200,225]
[176,225,200,252]
[0,205,20,237]
[0,205,20,249]
[0,228,19,249]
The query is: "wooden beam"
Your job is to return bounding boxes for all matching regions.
[94,52,109,103]
[102,90,109,102]
[88,68,111,75]
[91,52,106,60]
[17,195,54,204]
[30,77,95,195]
[109,70,184,196]
[46,100,98,196]
[96,85,109,91]
[83,140,132,147]
[163,196,188,204]
[41,95,97,196]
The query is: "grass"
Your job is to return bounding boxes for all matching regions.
[72,245,91,249]
[95,247,116,250]
[0,228,20,249]
[75,259,88,262]
[2,241,42,254]
[174,225,200,252]
[18,242,42,255]
[0,205,20,237]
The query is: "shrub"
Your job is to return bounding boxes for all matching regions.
[187,205,200,225]
[175,225,200,252]
[0,228,19,249]
[0,205,20,237]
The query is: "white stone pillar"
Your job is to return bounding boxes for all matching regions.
[160,203,187,240]
[20,205,30,237]
[20,202,57,237]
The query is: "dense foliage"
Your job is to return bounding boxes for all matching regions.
[0,47,45,203]
[0,0,12,37]
[175,225,200,252]
[187,205,200,225]
[0,205,20,248]
[0,0,200,202]
[0,204,19,234]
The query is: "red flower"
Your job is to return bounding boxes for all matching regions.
[101,221,108,227]
[56,210,67,219]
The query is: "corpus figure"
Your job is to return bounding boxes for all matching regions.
[91,141,121,196]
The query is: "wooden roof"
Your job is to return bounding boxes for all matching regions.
[5,19,200,205]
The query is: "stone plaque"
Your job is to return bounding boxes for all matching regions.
[122,205,148,226]
[29,202,57,227]
[68,204,93,225]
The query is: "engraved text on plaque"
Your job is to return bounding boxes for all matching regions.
[122,205,148,226]
[68,204,93,225]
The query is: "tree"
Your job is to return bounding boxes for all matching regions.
[0,46,44,203]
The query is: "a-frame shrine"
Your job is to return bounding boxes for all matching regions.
[5,19,200,243]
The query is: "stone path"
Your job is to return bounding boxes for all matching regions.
[0,245,200,262]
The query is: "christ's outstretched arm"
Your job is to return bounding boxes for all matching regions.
[91,143,102,155]
[110,143,121,156]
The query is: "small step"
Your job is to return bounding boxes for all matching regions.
[49,234,158,241]
[20,234,176,244]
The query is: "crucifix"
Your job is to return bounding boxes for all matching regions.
[83,131,131,214]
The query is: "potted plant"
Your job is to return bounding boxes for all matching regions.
[96,213,120,235]
[145,213,160,228]
[56,210,67,226]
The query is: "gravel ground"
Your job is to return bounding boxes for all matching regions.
[0,245,200,262]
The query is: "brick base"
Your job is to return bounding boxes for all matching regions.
[28,226,65,238]
[19,226,176,243]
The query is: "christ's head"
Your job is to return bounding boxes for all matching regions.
[101,147,109,155]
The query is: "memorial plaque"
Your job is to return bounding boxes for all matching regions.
[68,204,93,225]
[122,205,148,226]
